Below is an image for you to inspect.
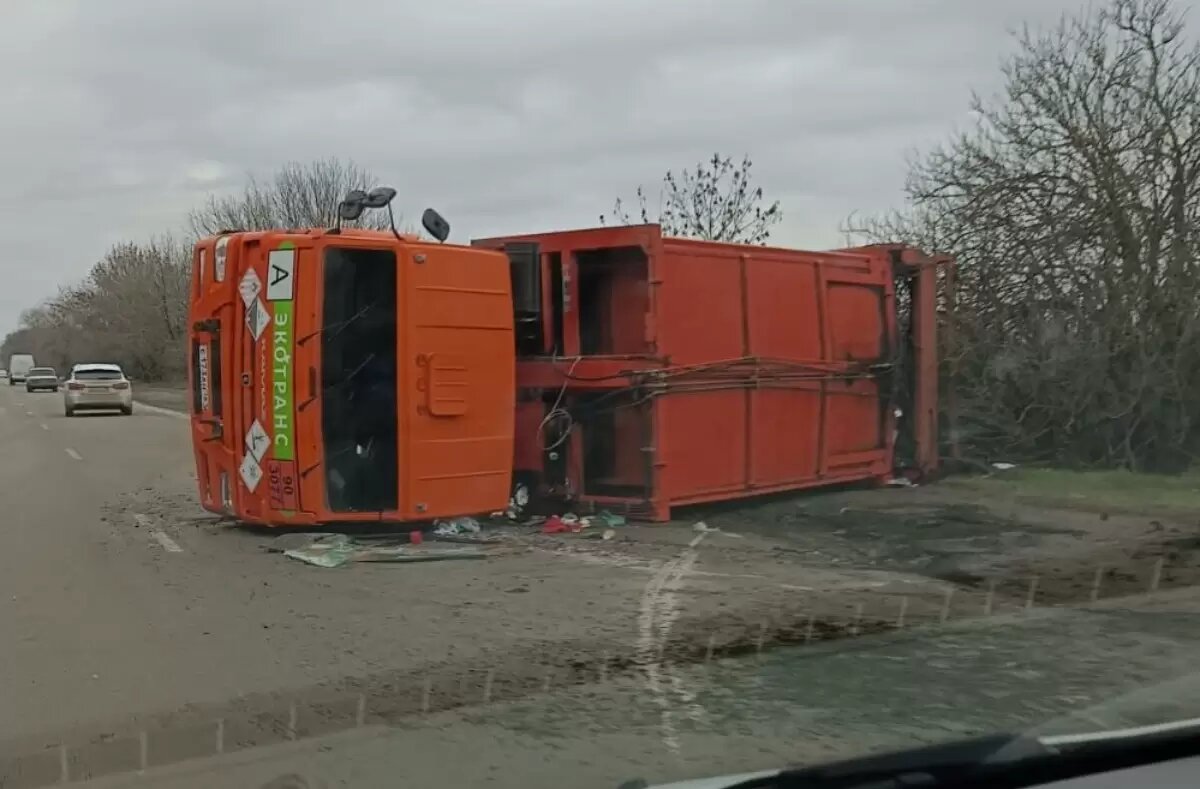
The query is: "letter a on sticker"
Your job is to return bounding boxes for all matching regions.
[266,249,295,301]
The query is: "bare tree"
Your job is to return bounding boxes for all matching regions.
[5,159,407,382]
[189,158,394,236]
[604,154,782,244]
[3,236,192,379]
[851,0,1200,471]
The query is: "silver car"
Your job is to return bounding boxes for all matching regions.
[24,367,60,392]
[64,363,133,416]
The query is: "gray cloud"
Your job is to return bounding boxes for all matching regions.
[1,0,1183,330]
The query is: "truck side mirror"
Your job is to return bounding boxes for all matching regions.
[422,208,450,243]
[363,187,397,209]
[338,190,368,221]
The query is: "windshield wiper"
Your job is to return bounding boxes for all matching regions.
[297,301,378,346]
[717,734,1046,789]
[708,719,1200,789]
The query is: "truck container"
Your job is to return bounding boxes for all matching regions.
[473,225,945,521]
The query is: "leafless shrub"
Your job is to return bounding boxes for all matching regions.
[604,153,782,244]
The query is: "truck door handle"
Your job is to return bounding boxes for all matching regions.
[299,366,318,412]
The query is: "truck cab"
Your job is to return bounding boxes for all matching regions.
[187,225,515,526]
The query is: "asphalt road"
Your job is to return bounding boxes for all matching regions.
[3,382,1200,789]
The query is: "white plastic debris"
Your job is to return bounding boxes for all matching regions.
[991,462,1018,471]
[503,483,531,521]
[885,477,916,488]
[432,516,482,537]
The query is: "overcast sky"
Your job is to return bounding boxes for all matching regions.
[0,0,1181,332]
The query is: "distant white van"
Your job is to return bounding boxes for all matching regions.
[7,354,35,385]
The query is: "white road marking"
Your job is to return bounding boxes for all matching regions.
[151,531,184,553]
[64,448,82,461]
[39,423,48,431]
[133,400,188,419]
[25,410,33,416]
[135,513,184,553]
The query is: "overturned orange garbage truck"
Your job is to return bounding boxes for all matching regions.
[187,196,948,526]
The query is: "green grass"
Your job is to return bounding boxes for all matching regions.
[946,467,1200,519]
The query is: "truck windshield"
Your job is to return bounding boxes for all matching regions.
[321,246,399,512]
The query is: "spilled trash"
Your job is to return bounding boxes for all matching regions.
[273,533,488,568]
[268,501,635,566]
[541,515,579,534]
[491,484,532,521]
[691,521,744,538]
[540,509,626,535]
[433,516,481,537]
[595,510,626,528]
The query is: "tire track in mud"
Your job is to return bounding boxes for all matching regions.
[635,529,709,755]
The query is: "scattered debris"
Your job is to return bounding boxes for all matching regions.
[991,462,1018,471]
[354,546,486,564]
[510,484,530,518]
[281,534,356,567]
[542,515,581,534]
[265,532,340,553]
[281,533,488,568]
[691,521,744,538]
[885,477,917,488]
[595,510,626,528]
[498,484,532,520]
[433,516,481,537]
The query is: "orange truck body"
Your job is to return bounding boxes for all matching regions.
[187,229,514,526]
[188,224,944,526]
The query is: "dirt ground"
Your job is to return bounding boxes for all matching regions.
[11,380,1184,783]
[80,464,1200,746]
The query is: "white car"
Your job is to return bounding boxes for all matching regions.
[24,367,60,392]
[64,363,133,416]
